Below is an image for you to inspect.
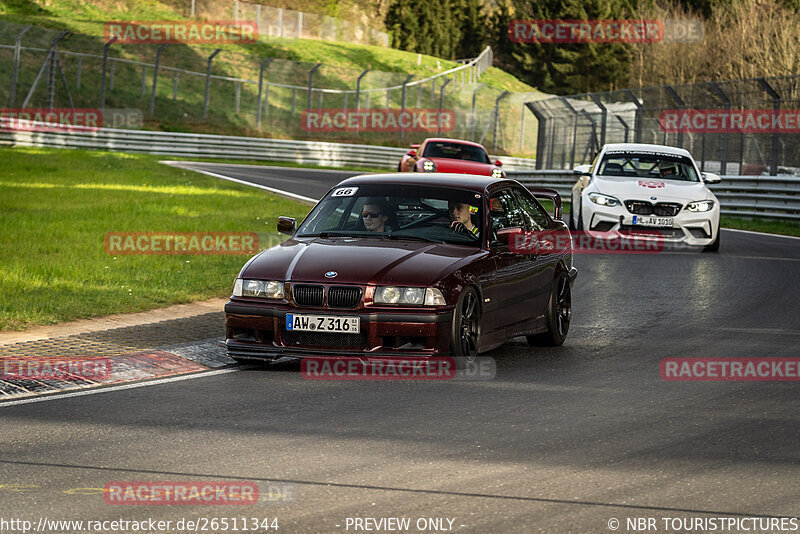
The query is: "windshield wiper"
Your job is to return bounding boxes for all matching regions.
[315,231,362,238]
[383,233,442,244]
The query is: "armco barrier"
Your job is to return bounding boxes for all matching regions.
[2,124,797,219]
[0,124,537,171]
[507,171,800,220]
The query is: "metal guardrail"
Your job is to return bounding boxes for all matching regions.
[0,123,537,170]
[2,123,794,219]
[507,171,800,220]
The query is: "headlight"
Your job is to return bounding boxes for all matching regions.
[422,160,436,172]
[685,200,715,212]
[491,168,503,178]
[374,286,443,306]
[233,278,284,299]
[588,192,621,207]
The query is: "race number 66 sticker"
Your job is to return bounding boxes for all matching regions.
[331,187,358,197]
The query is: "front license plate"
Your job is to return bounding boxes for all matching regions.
[285,314,360,334]
[632,216,674,227]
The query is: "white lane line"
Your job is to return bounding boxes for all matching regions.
[160,160,366,174]
[654,252,800,261]
[723,228,800,241]
[0,368,238,408]
[161,162,319,203]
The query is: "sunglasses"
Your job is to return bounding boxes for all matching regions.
[361,211,383,219]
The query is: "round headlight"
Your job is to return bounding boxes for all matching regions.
[404,287,424,304]
[245,279,264,297]
[382,286,401,304]
[265,281,284,299]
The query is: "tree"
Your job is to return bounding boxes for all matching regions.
[385,0,486,59]
[487,0,633,94]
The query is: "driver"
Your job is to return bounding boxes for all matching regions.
[659,162,679,178]
[448,201,479,236]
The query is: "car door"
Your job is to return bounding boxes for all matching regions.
[481,188,536,334]
[511,187,559,327]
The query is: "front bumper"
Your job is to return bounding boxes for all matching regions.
[225,301,454,362]
[583,202,719,247]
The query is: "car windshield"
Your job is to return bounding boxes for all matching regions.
[297,184,484,246]
[422,141,490,164]
[598,152,700,182]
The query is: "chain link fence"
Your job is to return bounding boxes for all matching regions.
[233,1,389,47]
[0,21,540,155]
[529,76,800,175]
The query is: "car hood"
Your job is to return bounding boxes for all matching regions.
[427,157,495,175]
[241,237,482,286]
[594,175,710,202]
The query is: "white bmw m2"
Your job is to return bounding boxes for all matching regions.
[570,143,721,251]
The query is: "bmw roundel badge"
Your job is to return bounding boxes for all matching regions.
[325,271,338,278]
[650,196,658,201]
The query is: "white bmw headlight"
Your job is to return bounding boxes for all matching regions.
[374,286,444,306]
[588,192,621,207]
[422,160,436,172]
[685,200,715,212]
[233,278,285,299]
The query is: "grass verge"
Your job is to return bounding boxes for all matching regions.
[720,216,800,238]
[0,146,311,331]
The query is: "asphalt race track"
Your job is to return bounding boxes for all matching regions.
[2,163,799,533]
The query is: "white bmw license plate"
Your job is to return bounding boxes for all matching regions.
[285,314,360,334]
[632,216,674,227]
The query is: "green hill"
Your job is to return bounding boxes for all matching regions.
[0,0,540,155]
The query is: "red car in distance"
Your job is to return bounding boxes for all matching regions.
[399,138,506,178]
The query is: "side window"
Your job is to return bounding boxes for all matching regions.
[488,189,524,243]
[512,188,550,231]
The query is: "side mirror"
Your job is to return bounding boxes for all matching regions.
[407,150,417,157]
[527,187,563,221]
[277,216,296,235]
[702,172,721,184]
[495,159,503,167]
[573,164,592,176]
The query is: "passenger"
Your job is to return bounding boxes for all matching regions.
[448,201,479,236]
[361,198,393,232]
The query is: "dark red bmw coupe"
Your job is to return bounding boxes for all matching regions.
[400,138,506,178]
[224,174,576,364]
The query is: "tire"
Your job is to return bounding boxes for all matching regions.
[568,204,576,230]
[704,227,720,252]
[397,162,403,172]
[450,287,481,368]
[527,272,572,347]
[575,198,585,231]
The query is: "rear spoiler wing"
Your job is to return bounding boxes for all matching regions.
[526,187,563,221]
